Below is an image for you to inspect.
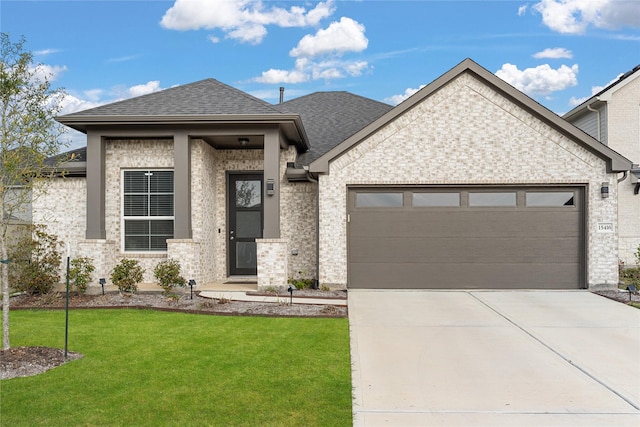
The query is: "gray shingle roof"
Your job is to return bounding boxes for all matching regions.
[61,78,283,117]
[278,91,392,166]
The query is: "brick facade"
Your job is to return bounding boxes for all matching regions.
[606,77,640,265]
[34,139,315,291]
[317,73,620,289]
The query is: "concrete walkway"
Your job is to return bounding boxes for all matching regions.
[349,290,640,426]
[199,290,347,306]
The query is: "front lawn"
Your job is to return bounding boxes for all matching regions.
[1,310,352,426]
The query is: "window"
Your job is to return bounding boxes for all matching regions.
[413,192,460,207]
[469,192,516,207]
[526,192,574,207]
[123,170,173,251]
[356,192,403,207]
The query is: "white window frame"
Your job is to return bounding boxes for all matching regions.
[121,169,174,253]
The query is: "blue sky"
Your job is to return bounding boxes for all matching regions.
[2,0,639,149]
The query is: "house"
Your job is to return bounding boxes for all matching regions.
[563,65,640,267]
[38,59,632,292]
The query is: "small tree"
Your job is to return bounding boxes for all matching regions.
[69,257,95,294]
[8,224,62,295]
[153,259,186,296]
[110,258,144,294]
[1,33,68,349]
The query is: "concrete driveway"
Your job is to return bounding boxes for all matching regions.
[349,290,640,426]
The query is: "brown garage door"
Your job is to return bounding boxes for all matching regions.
[347,187,585,289]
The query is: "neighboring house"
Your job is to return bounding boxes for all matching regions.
[38,59,632,292]
[564,65,640,267]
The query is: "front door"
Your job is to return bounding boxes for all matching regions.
[228,173,263,275]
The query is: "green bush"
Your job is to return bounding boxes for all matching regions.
[153,259,186,295]
[620,244,640,290]
[110,258,144,294]
[69,257,95,294]
[8,225,62,295]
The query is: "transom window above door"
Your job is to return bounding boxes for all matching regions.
[122,170,174,251]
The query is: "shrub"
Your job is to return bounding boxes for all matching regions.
[8,225,62,295]
[110,258,144,294]
[288,270,316,290]
[69,257,95,294]
[620,245,640,290]
[153,259,186,295]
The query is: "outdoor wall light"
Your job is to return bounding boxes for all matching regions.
[99,278,106,295]
[188,279,197,299]
[238,137,249,147]
[601,182,609,198]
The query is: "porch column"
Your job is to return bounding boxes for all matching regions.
[86,132,105,239]
[173,132,191,239]
[263,128,280,238]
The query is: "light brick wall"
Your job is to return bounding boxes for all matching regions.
[105,139,174,282]
[256,238,288,289]
[280,146,317,282]
[606,77,640,265]
[33,177,86,255]
[190,139,217,282]
[34,139,314,288]
[318,72,620,288]
[32,177,88,283]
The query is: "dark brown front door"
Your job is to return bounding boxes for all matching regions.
[229,173,263,275]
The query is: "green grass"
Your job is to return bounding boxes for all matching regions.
[1,309,352,426]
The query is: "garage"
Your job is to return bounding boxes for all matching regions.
[347,187,585,289]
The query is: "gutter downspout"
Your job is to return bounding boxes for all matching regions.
[617,171,628,183]
[586,99,601,142]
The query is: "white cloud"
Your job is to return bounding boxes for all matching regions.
[58,80,165,149]
[385,85,426,105]
[107,55,138,63]
[568,73,622,106]
[128,81,162,97]
[30,64,67,82]
[495,63,579,95]
[255,68,309,84]
[290,17,368,57]
[533,47,573,59]
[253,16,370,85]
[33,48,60,56]
[518,5,528,16]
[254,57,369,84]
[160,0,335,44]
[533,0,640,34]
[59,93,102,116]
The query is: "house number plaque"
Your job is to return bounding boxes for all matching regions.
[597,223,614,233]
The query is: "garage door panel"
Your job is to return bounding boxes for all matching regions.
[348,187,584,289]
[349,237,579,263]
[351,211,580,238]
[349,262,580,289]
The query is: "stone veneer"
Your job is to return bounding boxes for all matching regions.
[317,72,620,289]
[256,238,288,289]
[34,138,317,290]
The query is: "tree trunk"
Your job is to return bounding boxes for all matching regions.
[1,232,10,350]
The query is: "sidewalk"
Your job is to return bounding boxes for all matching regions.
[199,290,347,306]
